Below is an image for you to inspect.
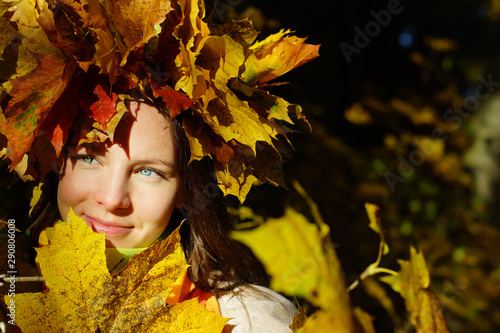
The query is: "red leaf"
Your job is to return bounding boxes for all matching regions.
[39,68,96,157]
[2,53,73,167]
[153,85,193,119]
[89,84,117,130]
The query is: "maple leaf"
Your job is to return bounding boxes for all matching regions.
[88,27,121,84]
[5,0,40,28]
[197,36,274,154]
[232,185,378,332]
[181,110,214,162]
[38,68,94,159]
[209,19,260,49]
[170,0,210,100]
[295,310,354,333]
[231,207,352,314]
[216,164,257,201]
[89,84,118,131]
[242,30,320,85]
[250,141,286,188]
[105,0,175,66]
[152,84,193,119]
[3,210,228,332]
[102,97,129,143]
[1,53,74,167]
[380,246,450,333]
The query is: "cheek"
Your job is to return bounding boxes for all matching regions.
[57,166,90,218]
[135,185,179,230]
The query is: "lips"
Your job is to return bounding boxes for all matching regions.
[83,215,133,237]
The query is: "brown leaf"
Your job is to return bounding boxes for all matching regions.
[208,18,260,49]
[290,303,307,332]
[106,0,175,66]
[88,27,120,84]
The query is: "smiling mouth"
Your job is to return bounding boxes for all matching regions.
[83,215,133,237]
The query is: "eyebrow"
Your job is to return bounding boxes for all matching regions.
[134,158,176,170]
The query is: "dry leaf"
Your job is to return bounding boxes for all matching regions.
[105,0,175,66]
[290,303,307,332]
[380,246,450,333]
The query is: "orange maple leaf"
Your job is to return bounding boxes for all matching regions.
[1,53,74,167]
[89,84,118,131]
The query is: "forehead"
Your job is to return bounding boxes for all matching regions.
[118,102,174,158]
[75,102,175,161]
[127,102,172,138]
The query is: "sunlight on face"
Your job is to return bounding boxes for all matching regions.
[57,102,179,248]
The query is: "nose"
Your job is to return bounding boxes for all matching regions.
[94,168,131,212]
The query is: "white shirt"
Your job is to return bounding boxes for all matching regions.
[218,285,297,332]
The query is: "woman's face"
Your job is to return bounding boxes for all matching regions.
[57,102,179,248]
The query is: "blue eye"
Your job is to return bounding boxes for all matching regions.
[139,168,154,176]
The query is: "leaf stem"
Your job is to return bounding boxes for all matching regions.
[347,266,398,292]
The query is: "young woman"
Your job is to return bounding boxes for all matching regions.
[1,0,318,331]
[27,100,297,332]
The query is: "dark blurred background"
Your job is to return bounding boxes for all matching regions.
[1,0,500,331]
[211,0,500,332]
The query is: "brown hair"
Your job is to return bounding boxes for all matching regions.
[27,101,267,294]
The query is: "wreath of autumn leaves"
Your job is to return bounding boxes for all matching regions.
[0,0,320,202]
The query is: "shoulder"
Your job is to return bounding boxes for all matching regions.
[218,285,297,333]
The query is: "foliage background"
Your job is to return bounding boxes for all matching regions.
[213,0,500,332]
[1,0,500,332]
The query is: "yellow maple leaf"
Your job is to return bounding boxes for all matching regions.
[243,30,320,85]
[380,246,450,333]
[3,210,227,332]
[216,165,257,202]
[231,207,353,319]
[5,0,40,28]
[295,309,353,333]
